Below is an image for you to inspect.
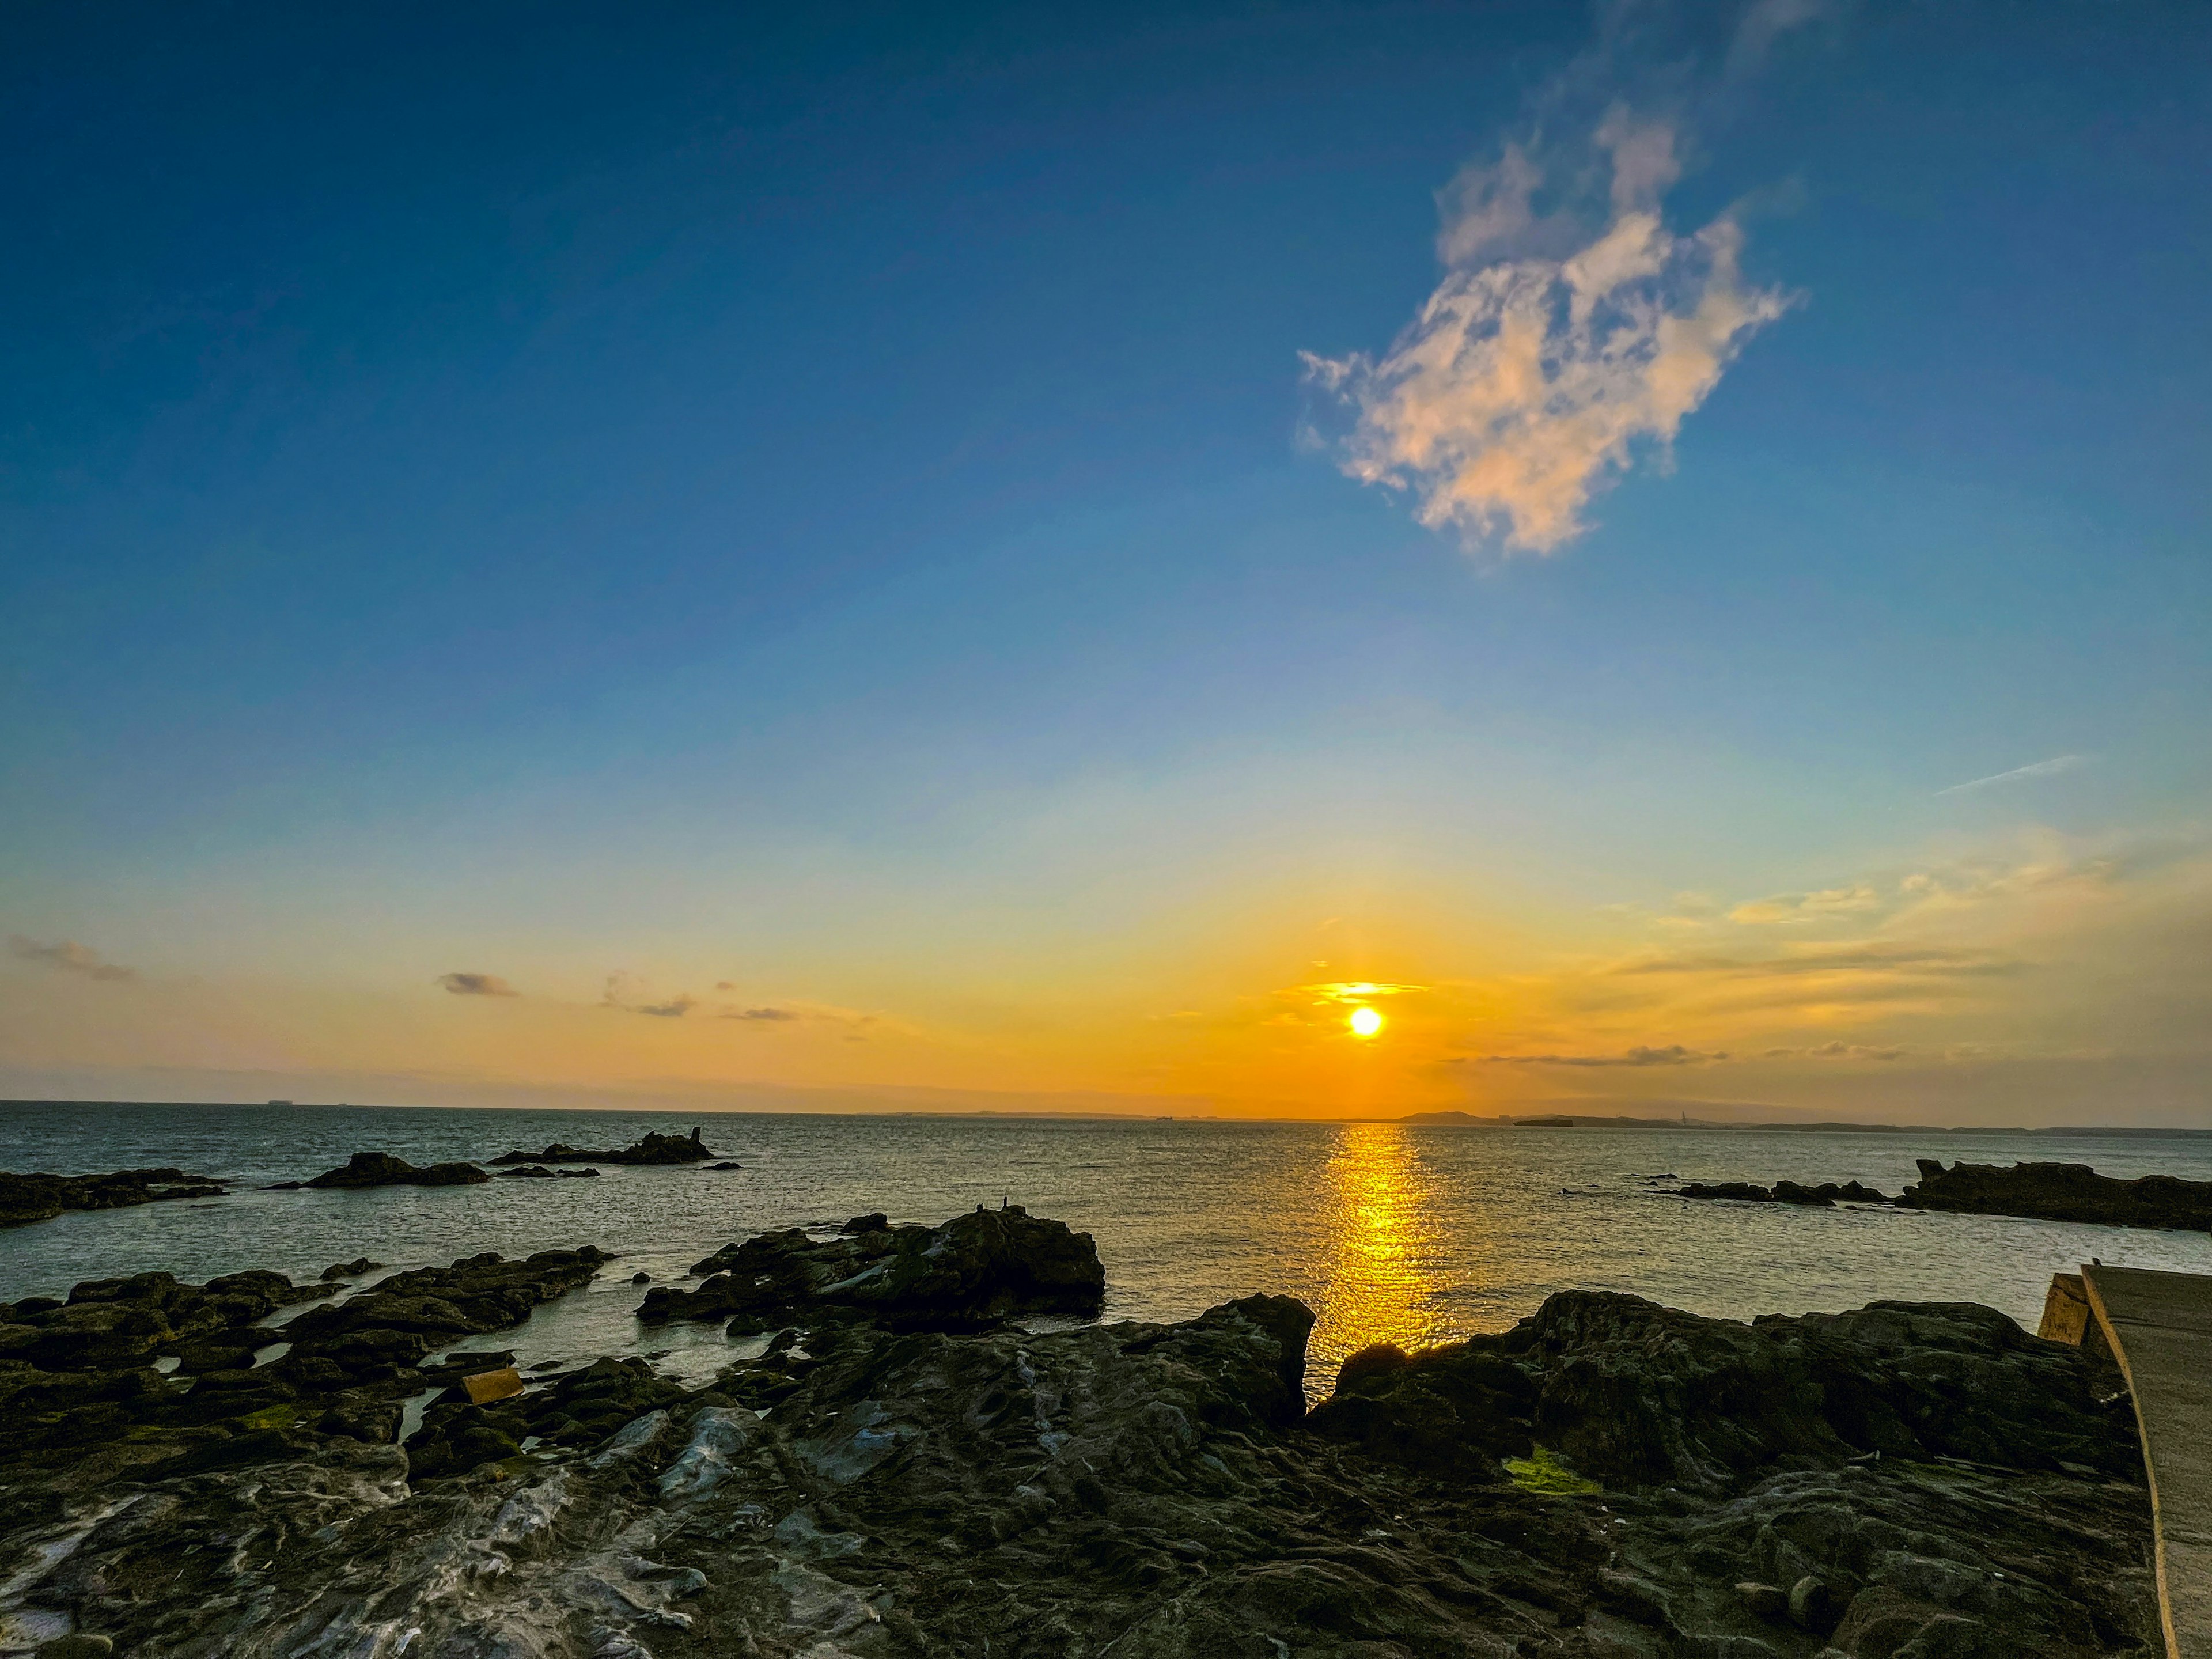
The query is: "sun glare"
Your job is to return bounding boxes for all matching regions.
[1349,1006,1384,1038]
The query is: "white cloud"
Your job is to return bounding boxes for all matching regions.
[1303,108,1790,553]
[1934,755,2085,796]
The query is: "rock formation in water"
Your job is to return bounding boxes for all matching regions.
[488,1127,711,1166]
[282,1151,492,1190]
[1675,1179,1893,1207]
[639,1204,1107,1333]
[0,1168,228,1228]
[0,1217,2162,1657]
[1902,1158,2212,1231]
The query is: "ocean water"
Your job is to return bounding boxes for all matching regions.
[7,1100,2212,1393]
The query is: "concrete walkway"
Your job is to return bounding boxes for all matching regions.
[2080,1264,2212,1659]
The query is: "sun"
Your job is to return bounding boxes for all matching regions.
[1348,1006,1384,1039]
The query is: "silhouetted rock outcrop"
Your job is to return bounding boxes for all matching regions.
[0,1167,226,1228]
[487,1127,710,1165]
[287,1151,490,1189]
[640,1203,1106,1332]
[1676,1178,1893,1206]
[1903,1158,2212,1230]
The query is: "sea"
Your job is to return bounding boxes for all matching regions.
[7,1100,2212,1395]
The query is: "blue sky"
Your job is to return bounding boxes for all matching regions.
[3,1,2209,1119]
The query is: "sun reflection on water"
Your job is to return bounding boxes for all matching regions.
[1309,1122,1448,1389]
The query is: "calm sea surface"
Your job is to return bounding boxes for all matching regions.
[7,1101,2212,1393]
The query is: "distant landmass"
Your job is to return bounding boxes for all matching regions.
[1391,1109,2212,1135]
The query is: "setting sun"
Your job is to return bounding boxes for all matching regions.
[1349,1006,1384,1039]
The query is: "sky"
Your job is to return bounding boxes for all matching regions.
[3,1,2209,1124]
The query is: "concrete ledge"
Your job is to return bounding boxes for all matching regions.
[2082,1264,2212,1659]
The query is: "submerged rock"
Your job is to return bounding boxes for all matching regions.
[640,1203,1107,1332]
[488,1127,710,1166]
[289,1151,490,1189]
[0,1168,227,1228]
[1904,1158,2212,1230]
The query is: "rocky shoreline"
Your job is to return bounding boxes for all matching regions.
[0,1169,228,1229]
[0,1207,2162,1657]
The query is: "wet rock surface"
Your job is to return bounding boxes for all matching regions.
[0,1223,2161,1658]
[490,1128,711,1166]
[282,1151,492,1190]
[1902,1158,2212,1230]
[0,1168,228,1228]
[641,1205,1107,1334]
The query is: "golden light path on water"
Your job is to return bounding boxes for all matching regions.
[1308,1122,1453,1376]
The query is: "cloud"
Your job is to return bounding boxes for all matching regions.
[7,935,136,982]
[1615,941,2018,980]
[1726,884,1881,925]
[1762,1041,1909,1061]
[1302,107,1790,552]
[435,972,517,997]
[1298,980,1427,1003]
[1935,755,2086,797]
[721,1006,799,1022]
[1727,0,1836,77]
[601,974,695,1018]
[1482,1043,1727,1067]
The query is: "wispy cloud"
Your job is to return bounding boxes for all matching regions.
[1614,941,2018,979]
[1482,1043,1727,1067]
[721,1006,798,1022]
[1299,980,1427,1003]
[436,971,517,997]
[1726,884,1881,925]
[1762,1041,1909,1062]
[1936,755,2086,797]
[7,935,136,983]
[601,974,695,1018]
[1303,105,1790,553]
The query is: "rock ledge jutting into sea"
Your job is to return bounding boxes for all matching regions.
[1902,1158,2212,1231]
[0,1213,2162,1657]
[488,1127,712,1166]
[0,1167,229,1228]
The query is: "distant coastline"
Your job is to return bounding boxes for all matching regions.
[3,1096,2210,1136]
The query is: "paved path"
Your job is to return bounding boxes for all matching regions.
[2082,1264,2212,1659]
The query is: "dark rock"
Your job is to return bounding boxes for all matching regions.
[1680,1181,1775,1202]
[839,1211,888,1233]
[1308,1290,2140,1493]
[641,1205,1105,1332]
[1736,1581,1790,1621]
[320,1257,383,1279]
[631,1270,651,1284]
[488,1128,710,1166]
[282,1248,606,1377]
[36,1635,114,1657]
[1678,1179,1895,1206]
[704,1160,745,1170]
[301,1152,490,1189]
[555,1166,599,1177]
[1789,1573,1839,1634]
[1904,1158,2212,1230]
[0,1269,2161,1659]
[497,1164,555,1178]
[0,1168,227,1228]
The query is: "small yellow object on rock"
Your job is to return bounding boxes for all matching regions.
[463,1366,524,1405]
